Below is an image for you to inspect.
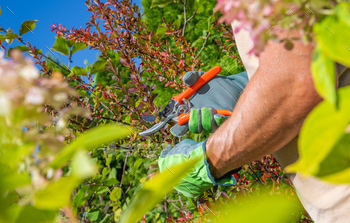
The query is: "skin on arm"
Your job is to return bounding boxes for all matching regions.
[206,32,323,179]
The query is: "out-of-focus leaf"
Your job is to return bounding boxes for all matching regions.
[70,66,88,76]
[51,125,131,168]
[151,0,173,8]
[316,133,350,183]
[311,45,336,105]
[314,3,350,67]
[10,205,56,223]
[90,60,107,74]
[86,209,101,221]
[71,150,97,179]
[51,36,70,56]
[156,25,167,36]
[33,176,79,210]
[13,45,30,53]
[4,32,18,44]
[120,157,200,223]
[210,191,302,222]
[71,42,88,55]
[19,20,38,35]
[287,86,350,176]
[109,187,121,201]
[1,173,31,192]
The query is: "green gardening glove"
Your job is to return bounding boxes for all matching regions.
[158,139,239,198]
[170,70,248,137]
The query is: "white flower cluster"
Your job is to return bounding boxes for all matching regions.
[0,50,77,117]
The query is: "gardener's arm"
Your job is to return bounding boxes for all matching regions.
[206,35,323,179]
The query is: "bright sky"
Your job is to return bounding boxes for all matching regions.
[1,0,142,69]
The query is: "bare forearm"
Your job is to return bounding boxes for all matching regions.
[206,39,322,179]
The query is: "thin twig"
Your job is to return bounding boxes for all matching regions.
[119,152,129,188]
[182,0,187,36]
[195,31,211,59]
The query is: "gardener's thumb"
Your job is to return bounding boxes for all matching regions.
[182,71,205,86]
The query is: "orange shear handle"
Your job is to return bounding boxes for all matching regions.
[172,66,221,104]
[177,109,232,126]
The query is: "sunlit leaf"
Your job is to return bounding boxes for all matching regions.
[51,36,70,56]
[311,44,336,105]
[287,86,350,176]
[11,205,56,223]
[13,45,30,52]
[120,157,200,223]
[156,25,167,36]
[90,60,107,74]
[33,176,79,210]
[19,20,38,35]
[316,133,350,183]
[69,66,88,76]
[109,187,122,201]
[314,3,350,67]
[87,209,101,221]
[71,150,97,179]
[151,0,173,8]
[51,125,131,168]
[210,190,302,222]
[4,32,18,44]
[71,42,88,55]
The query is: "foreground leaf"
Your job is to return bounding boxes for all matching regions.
[210,190,302,222]
[311,45,336,105]
[314,3,350,67]
[51,125,131,168]
[287,86,350,176]
[33,176,79,210]
[120,157,200,223]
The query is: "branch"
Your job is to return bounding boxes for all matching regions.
[195,31,211,59]
[182,0,196,36]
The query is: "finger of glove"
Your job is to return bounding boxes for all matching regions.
[189,108,203,134]
[201,107,217,133]
[170,123,189,137]
[214,114,229,126]
[182,71,205,86]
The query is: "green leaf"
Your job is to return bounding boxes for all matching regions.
[287,86,350,176]
[71,150,97,179]
[311,45,336,104]
[0,34,5,41]
[71,42,88,55]
[120,157,200,223]
[96,186,109,194]
[13,45,30,52]
[314,3,350,67]
[86,209,101,221]
[34,176,80,210]
[12,205,56,223]
[4,32,19,44]
[172,15,183,30]
[19,20,38,35]
[51,125,131,168]
[90,60,108,74]
[317,133,350,183]
[70,66,88,76]
[196,5,205,14]
[209,191,302,222]
[109,187,122,201]
[51,36,70,56]
[155,25,167,36]
[73,185,89,210]
[151,0,173,8]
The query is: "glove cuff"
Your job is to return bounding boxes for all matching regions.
[202,139,238,186]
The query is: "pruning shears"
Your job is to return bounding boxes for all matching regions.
[139,66,232,136]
